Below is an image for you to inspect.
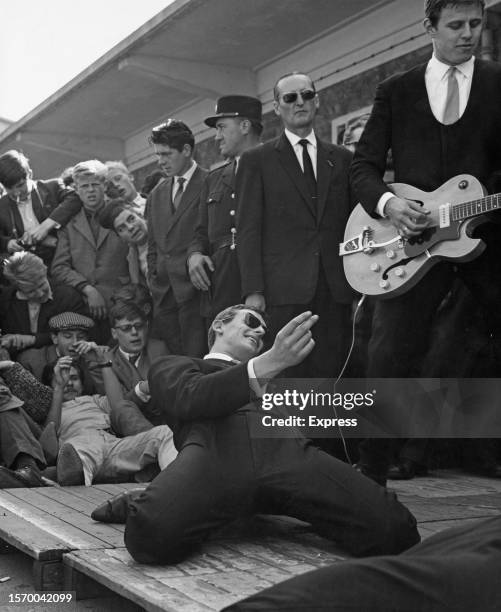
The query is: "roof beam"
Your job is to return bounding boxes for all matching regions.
[15,131,123,161]
[118,54,256,97]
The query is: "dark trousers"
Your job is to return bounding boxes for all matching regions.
[124,413,419,565]
[0,409,45,469]
[151,289,207,358]
[266,266,352,378]
[224,514,501,612]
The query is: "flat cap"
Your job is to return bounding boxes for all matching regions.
[49,312,94,332]
[204,95,262,128]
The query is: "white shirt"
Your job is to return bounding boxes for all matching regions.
[284,128,318,178]
[118,347,150,403]
[132,193,146,217]
[376,54,475,217]
[172,161,197,201]
[17,193,39,234]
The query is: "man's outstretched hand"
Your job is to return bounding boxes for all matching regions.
[253,311,318,380]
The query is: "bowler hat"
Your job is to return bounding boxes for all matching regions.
[205,96,262,128]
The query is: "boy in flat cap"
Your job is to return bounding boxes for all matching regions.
[188,96,262,324]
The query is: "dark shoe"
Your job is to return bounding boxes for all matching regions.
[91,488,144,523]
[387,459,428,481]
[0,465,46,488]
[353,463,387,487]
[57,443,84,486]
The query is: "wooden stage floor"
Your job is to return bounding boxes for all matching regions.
[0,470,500,611]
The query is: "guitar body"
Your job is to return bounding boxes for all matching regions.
[342,175,487,298]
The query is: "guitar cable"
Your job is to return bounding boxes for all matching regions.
[331,293,367,466]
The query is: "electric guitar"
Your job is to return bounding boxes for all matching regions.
[340,174,501,298]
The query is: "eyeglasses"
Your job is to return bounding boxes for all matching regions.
[243,312,267,334]
[113,322,146,333]
[280,89,316,104]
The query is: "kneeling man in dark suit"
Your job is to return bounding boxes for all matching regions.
[92,305,419,564]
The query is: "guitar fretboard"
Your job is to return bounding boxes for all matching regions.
[452,193,501,221]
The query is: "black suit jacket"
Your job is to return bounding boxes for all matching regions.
[236,133,355,306]
[351,59,501,214]
[0,179,81,252]
[147,166,208,307]
[149,355,254,450]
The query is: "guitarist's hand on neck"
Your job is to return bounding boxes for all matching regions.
[384,196,431,237]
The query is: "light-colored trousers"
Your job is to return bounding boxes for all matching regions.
[64,426,177,486]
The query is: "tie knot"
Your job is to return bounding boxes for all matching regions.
[177,177,186,189]
[128,354,140,365]
[298,139,309,149]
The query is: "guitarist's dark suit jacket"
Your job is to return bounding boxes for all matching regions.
[123,354,419,565]
[146,167,208,357]
[350,59,501,379]
[236,134,356,377]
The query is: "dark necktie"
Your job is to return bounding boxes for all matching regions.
[443,67,460,125]
[172,177,186,211]
[298,139,317,200]
[128,354,140,366]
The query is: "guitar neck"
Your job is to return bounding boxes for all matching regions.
[452,193,501,221]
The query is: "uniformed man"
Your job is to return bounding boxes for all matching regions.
[187,96,262,324]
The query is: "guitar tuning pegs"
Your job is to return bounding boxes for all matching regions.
[370,262,381,272]
[394,267,405,278]
[379,279,389,289]
[386,249,396,259]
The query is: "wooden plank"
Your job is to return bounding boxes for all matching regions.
[0,489,111,551]
[65,549,212,612]
[0,506,70,561]
[4,488,125,548]
[390,470,501,498]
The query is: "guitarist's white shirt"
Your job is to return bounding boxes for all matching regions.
[426,54,474,123]
[376,54,475,217]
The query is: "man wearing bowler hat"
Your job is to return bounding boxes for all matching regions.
[188,96,262,324]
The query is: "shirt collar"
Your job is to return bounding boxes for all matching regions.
[174,160,197,185]
[118,347,141,362]
[16,287,53,303]
[133,193,146,206]
[204,352,240,363]
[284,128,317,149]
[428,53,475,80]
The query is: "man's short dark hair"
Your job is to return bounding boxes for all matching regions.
[273,72,316,101]
[207,304,266,349]
[424,0,485,26]
[0,150,31,189]
[110,284,153,321]
[109,300,148,328]
[149,119,195,153]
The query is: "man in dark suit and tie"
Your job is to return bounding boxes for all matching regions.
[236,72,355,378]
[91,305,419,565]
[146,120,207,357]
[350,0,501,482]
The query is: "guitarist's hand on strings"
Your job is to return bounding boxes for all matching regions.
[385,196,430,237]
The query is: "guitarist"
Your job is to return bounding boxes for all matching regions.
[350,0,501,483]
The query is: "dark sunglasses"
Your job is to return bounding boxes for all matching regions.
[113,321,147,333]
[281,89,316,104]
[243,312,267,334]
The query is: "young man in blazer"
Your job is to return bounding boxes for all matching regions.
[350,0,501,482]
[236,72,355,378]
[146,120,207,357]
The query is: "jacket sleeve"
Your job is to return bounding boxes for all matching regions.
[146,192,158,282]
[47,182,83,226]
[149,356,252,422]
[350,80,393,216]
[235,150,265,298]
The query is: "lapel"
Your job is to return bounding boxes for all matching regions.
[113,348,140,385]
[411,64,432,115]
[72,209,96,246]
[154,179,175,241]
[96,225,111,250]
[31,182,46,220]
[316,140,334,224]
[166,166,201,237]
[8,200,23,237]
[127,245,141,284]
[274,134,316,218]
[221,160,236,191]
